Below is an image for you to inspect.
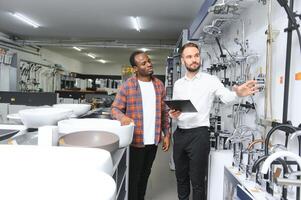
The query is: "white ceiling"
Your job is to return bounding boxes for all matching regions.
[0,0,204,69]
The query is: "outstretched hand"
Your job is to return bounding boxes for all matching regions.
[233,80,258,97]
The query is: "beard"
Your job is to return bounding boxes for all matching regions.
[138,69,153,77]
[185,62,201,72]
[148,70,154,75]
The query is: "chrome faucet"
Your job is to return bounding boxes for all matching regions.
[290,130,301,141]
[252,154,289,199]
[264,124,296,155]
[260,151,301,200]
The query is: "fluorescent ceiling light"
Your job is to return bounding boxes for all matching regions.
[87,53,96,59]
[131,16,141,32]
[98,59,107,64]
[11,12,40,28]
[73,46,81,51]
[140,48,149,52]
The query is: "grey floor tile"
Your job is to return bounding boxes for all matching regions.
[145,145,178,200]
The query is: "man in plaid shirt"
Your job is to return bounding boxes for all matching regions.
[111,50,171,200]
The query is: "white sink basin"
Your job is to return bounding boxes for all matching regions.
[58,118,134,148]
[0,145,113,175]
[19,107,73,128]
[6,113,22,124]
[53,103,91,117]
[0,145,115,200]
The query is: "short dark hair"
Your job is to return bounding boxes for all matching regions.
[129,51,144,67]
[180,42,200,56]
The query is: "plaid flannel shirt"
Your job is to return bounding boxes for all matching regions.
[111,75,170,147]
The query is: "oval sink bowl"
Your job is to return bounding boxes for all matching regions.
[53,103,91,117]
[58,118,134,148]
[19,107,73,128]
[7,113,22,124]
[59,131,119,153]
[0,170,116,200]
[0,146,116,200]
[0,145,113,175]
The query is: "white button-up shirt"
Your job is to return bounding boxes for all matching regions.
[173,71,237,129]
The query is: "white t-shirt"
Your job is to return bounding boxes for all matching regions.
[138,80,156,145]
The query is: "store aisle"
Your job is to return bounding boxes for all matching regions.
[145,146,178,200]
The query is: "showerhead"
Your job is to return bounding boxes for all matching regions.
[203,18,234,36]
[246,54,259,65]
[203,25,222,36]
[209,0,239,15]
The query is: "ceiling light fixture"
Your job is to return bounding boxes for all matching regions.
[11,12,40,28]
[98,59,107,64]
[131,16,141,32]
[140,48,149,52]
[72,46,81,51]
[87,53,96,59]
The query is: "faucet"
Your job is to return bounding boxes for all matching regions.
[247,139,265,151]
[245,148,262,178]
[240,129,255,141]
[261,151,301,175]
[270,144,287,153]
[265,124,297,155]
[236,136,254,170]
[252,154,289,199]
[290,130,301,141]
[260,151,301,200]
[225,135,238,146]
[252,155,289,178]
[245,139,267,178]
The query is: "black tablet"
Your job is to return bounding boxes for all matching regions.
[164,100,197,113]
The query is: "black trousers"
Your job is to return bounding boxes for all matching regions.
[173,127,210,200]
[129,145,158,200]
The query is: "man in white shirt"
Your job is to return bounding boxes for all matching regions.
[169,42,258,200]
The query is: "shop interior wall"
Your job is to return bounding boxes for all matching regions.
[202,1,301,153]
[0,43,84,91]
[81,62,166,76]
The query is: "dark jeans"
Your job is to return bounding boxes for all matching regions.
[129,145,158,200]
[173,127,210,200]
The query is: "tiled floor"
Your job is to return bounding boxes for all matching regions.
[145,145,178,200]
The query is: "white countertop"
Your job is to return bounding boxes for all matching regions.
[225,166,297,200]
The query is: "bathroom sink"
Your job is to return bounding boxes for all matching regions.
[53,103,91,117]
[0,145,113,175]
[19,107,73,128]
[59,131,120,153]
[0,145,115,200]
[58,118,134,148]
[6,113,22,124]
[0,170,116,200]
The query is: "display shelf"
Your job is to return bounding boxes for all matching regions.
[116,169,127,199]
[112,147,129,200]
[224,166,296,200]
[117,178,126,200]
